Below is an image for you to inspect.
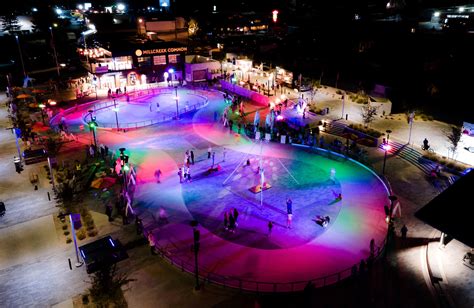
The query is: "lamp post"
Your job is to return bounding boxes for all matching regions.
[113,99,120,131]
[382,129,392,175]
[15,35,27,79]
[39,103,46,125]
[49,27,60,77]
[174,86,179,119]
[87,110,97,149]
[341,92,345,120]
[386,129,392,144]
[119,148,129,194]
[190,220,200,291]
[408,111,415,145]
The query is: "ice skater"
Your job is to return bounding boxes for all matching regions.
[267,221,273,237]
[154,169,162,183]
[211,151,216,168]
[223,148,227,162]
[156,102,160,112]
[330,168,336,184]
[190,150,195,164]
[178,167,183,183]
[208,146,212,159]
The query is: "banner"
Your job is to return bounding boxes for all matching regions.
[71,213,82,229]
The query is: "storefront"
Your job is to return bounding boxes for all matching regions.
[85,40,187,89]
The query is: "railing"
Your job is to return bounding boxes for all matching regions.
[154,235,387,293]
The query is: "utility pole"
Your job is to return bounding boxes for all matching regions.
[49,27,60,77]
[15,35,27,79]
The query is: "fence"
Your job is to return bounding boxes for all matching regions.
[154,234,387,293]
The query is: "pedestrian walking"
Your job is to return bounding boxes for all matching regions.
[267,221,273,236]
[156,102,160,112]
[208,146,212,159]
[149,102,152,112]
[89,144,95,158]
[223,148,227,162]
[154,169,162,183]
[224,212,229,230]
[401,224,408,240]
[148,232,157,255]
[190,150,195,164]
[135,217,143,235]
[105,204,113,222]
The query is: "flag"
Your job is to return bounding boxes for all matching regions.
[71,213,82,229]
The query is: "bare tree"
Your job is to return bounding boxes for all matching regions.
[446,125,462,160]
[361,104,378,128]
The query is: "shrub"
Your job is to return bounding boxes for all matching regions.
[66,238,72,244]
[87,230,98,237]
[62,225,68,230]
[336,89,342,95]
[77,229,87,240]
[64,231,70,236]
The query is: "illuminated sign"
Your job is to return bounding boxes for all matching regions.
[135,47,187,56]
[446,14,469,19]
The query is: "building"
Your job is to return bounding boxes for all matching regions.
[79,38,187,89]
[184,55,221,82]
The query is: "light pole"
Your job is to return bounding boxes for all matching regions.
[341,92,345,120]
[382,130,392,175]
[190,220,200,291]
[87,110,97,149]
[386,129,392,144]
[174,86,179,119]
[408,111,415,145]
[39,103,46,125]
[113,99,120,131]
[49,27,60,77]
[15,35,27,79]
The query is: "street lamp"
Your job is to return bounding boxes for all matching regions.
[49,27,60,77]
[87,110,98,149]
[38,103,46,125]
[15,35,27,79]
[174,86,179,119]
[190,220,200,290]
[382,129,392,175]
[113,99,120,131]
[386,129,392,144]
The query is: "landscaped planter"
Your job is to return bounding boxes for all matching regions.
[342,126,379,147]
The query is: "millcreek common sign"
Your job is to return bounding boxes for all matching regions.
[135,47,188,57]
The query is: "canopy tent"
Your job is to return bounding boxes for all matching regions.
[415,170,474,248]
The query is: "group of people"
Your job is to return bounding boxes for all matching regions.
[223,208,239,233]
[87,143,109,159]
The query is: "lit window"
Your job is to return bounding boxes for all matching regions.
[153,55,166,65]
[168,54,180,64]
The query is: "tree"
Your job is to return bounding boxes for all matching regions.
[446,125,462,160]
[88,264,135,307]
[188,18,199,37]
[1,14,21,34]
[361,104,378,128]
